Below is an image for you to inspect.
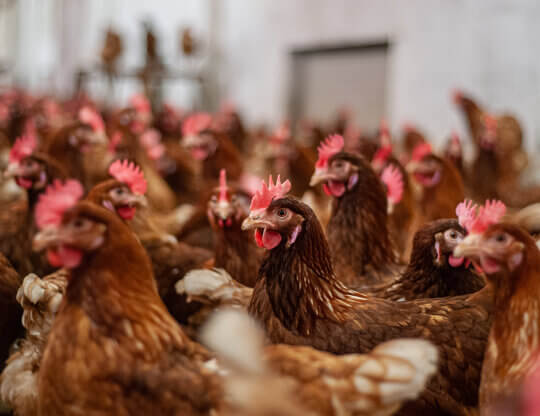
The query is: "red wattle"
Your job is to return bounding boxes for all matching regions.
[254,229,264,248]
[16,177,33,189]
[262,229,282,249]
[448,255,465,267]
[117,206,136,220]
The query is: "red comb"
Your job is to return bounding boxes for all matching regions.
[108,131,123,154]
[456,199,506,234]
[315,134,344,169]
[250,175,291,213]
[456,200,478,231]
[78,106,104,133]
[108,160,147,195]
[451,130,461,146]
[130,94,151,114]
[218,169,228,202]
[379,120,391,147]
[380,164,403,205]
[484,114,497,131]
[452,89,463,104]
[470,200,506,234]
[182,112,212,137]
[35,180,84,230]
[411,142,432,161]
[9,135,37,164]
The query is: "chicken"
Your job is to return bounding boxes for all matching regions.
[264,122,319,197]
[1,136,67,276]
[368,218,484,301]
[202,309,438,416]
[444,131,466,182]
[85,160,212,324]
[42,106,108,187]
[309,134,401,287]
[242,175,494,414]
[453,90,529,205]
[454,205,540,415]
[407,143,465,225]
[207,169,262,287]
[31,180,222,415]
[181,112,243,184]
[100,27,123,75]
[400,123,427,163]
[1,270,68,416]
[371,130,417,260]
[0,253,22,373]
[108,98,178,212]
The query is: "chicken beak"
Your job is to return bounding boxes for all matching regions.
[309,169,330,187]
[33,227,61,252]
[181,134,202,148]
[405,161,420,174]
[453,234,483,259]
[215,201,234,221]
[4,163,22,179]
[241,214,273,231]
[131,194,148,208]
[91,131,108,146]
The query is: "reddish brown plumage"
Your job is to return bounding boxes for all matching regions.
[208,185,262,287]
[86,178,213,324]
[412,154,465,225]
[37,201,221,415]
[368,219,484,300]
[467,224,540,415]
[0,152,66,276]
[0,253,22,372]
[247,196,492,414]
[324,152,401,287]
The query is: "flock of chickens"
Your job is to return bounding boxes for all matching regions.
[0,87,539,416]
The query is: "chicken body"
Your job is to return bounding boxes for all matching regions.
[37,202,221,415]
[313,152,401,287]
[245,196,492,415]
[1,270,67,416]
[455,224,540,415]
[203,309,439,416]
[368,219,484,300]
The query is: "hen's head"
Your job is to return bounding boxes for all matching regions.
[407,143,444,188]
[208,169,251,229]
[453,199,531,279]
[180,112,216,161]
[310,134,371,198]
[455,223,532,281]
[479,113,498,151]
[86,160,148,221]
[33,180,109,269]
[412,219,469,269]
[241,175,306,250]
[6,136,67,191]
[74,106,108,151]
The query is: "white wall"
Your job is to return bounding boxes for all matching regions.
[4,0,540,149]
[216,0,540,150]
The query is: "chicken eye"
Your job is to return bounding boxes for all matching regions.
[115,188,125,195]
[277,208,287,218]
[73,219,86,229]
[444,229,462,241]
[210,195,218,203]
[494,233,507,243]
[231,195,237,203]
